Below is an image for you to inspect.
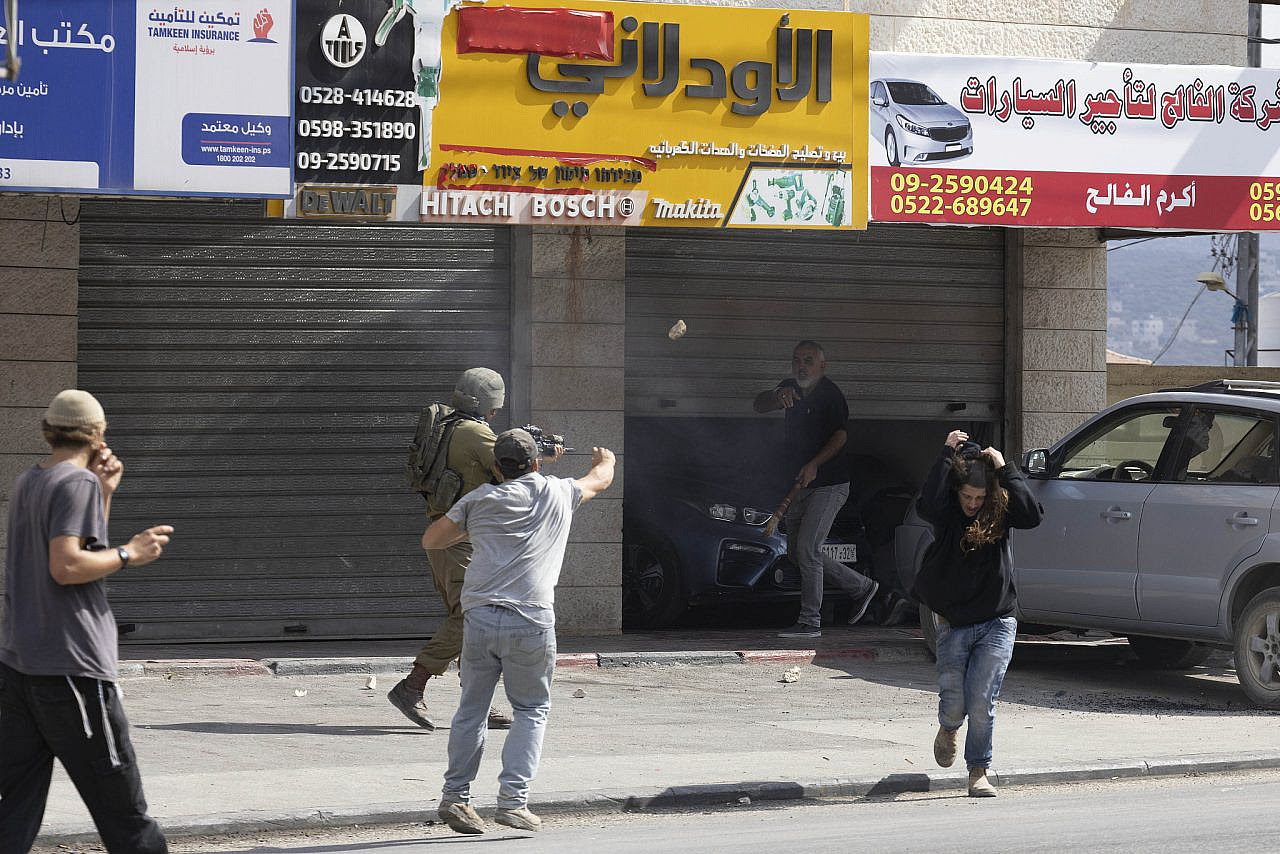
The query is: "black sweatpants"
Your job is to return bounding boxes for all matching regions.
[0,662,166,853]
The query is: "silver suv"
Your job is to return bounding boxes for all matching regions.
[897,380,1280,708]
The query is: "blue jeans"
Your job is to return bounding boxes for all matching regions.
[443,604,556,810]
[935,615,1017,770]
[785,482,874,628]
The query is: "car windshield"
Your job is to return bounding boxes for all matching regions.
[887,82,946,106]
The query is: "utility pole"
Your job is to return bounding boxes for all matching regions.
[1241,3,1263,366]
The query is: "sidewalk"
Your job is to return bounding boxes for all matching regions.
[113,626,1126,676]
[37,627,1280,845]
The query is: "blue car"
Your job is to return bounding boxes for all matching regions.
[623,450,911,629]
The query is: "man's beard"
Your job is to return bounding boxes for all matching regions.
[793,372,816,390]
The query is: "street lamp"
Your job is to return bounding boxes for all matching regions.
[1199,271,1249,367]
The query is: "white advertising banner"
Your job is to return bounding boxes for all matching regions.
[869,52,1280,229]
[0,1,293,197]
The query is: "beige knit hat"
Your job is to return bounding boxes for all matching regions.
[44,389,106,428]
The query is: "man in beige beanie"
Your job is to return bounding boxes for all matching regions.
[0,389,174,852]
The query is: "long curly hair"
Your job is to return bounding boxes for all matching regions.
[950,453,1009,550]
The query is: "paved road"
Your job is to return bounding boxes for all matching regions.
[150,770,1276,853]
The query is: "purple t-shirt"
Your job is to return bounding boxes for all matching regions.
[0,462,118,681]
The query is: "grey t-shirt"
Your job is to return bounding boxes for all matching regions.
[447,471,582,628]
[0,462,118,681]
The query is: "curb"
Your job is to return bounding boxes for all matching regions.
[36,752,1280,845]
[117,637,1128,680]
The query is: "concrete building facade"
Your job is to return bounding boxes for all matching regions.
[0,2,1248,635]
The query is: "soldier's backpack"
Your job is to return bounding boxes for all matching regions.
[406,403,480,514]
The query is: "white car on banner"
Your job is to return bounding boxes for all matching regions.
[870,78,972,166]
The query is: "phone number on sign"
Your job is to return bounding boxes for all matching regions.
[886,172,1033,218]
[1248,182,1280,223]
[296,152,402,171]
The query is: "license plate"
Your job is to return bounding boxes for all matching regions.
[821,543,856,563]
[945,143,963,151]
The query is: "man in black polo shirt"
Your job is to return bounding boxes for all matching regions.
[754,340,878,638]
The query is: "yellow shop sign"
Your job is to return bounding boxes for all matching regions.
[422,1,869,229]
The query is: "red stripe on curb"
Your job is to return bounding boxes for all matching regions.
[139,659,272,677]
[555,653,599,668]
[738,649,881,665]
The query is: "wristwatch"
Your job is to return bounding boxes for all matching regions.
[116,546,130,569]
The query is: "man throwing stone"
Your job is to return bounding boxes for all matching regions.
[0,390,173,852]
[753,340,877,638]
[388,368,514,731]
[425,430,615,834]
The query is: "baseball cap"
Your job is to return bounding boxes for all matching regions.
[494,428,538,474]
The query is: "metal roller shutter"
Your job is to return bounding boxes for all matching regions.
[78,199,511,642]
[625,224,1005,423]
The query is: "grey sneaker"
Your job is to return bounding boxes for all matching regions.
[778,622,821,638]
[487,707,513,730]
[847,581,881,625]
[387,679,435,730]
[494,806,542,832]
[438,800,486,834]
[933,725,958,768]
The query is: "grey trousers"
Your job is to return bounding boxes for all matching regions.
[785,482,875,627]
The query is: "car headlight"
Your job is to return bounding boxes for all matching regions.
[896,115,929,136]
[708,504,737,522]
[741,507,773,526]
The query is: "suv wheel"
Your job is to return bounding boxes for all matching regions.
[1233,588,1280,709]
[1125,635,1212,670]
[622,539,686,629]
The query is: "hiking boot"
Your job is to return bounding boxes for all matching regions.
[438,800,486,834]
[933,725,957,768]
[487,707,514,730]
[968,767,997,797]
[847,580,880,625]
[494,806,542,832]
[387,679,435,730]
[777,622,821,639]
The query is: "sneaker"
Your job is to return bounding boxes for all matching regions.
[494,805,542,832]
[933,725,957,768]
[386,679,435,730]
[778,622,821,638]
[882,595,915,627]
[487,707,514,730]
[847,580,880,625]
[438,800,486,834]
[968,767,998,798]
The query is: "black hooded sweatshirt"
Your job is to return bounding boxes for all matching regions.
[912,447,1043,628]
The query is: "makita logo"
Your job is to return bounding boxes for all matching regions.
[651,198,723,220]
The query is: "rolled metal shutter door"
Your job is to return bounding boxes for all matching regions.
[625,225,1005,422]
[78,199,511,642]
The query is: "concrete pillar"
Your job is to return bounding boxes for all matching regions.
[511,226,624,635]
[1005,228,1107,457]
[0,195,81,594]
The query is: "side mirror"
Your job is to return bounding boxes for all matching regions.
[872,95,888,107]
[1024,449,1049,475]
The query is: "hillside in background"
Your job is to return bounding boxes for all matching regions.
[1106,234,1280,366]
